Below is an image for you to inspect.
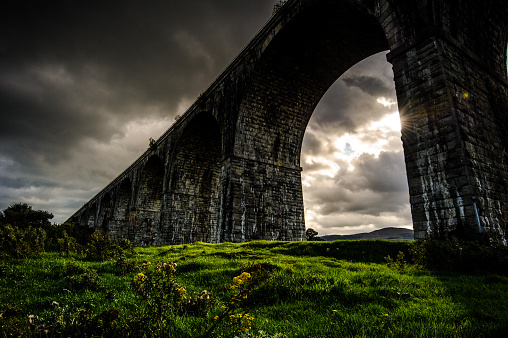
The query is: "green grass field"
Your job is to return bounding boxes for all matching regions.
[1,240,508,337]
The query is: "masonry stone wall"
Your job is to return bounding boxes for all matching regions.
[68,0,508,246]
[380,0,508,242]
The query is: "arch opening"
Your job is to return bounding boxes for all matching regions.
[111,178,132,239]
[167,112,222,244]
[98,193,111,232]
[134,154,164,245]
[301,52,412,237]
[87,203,97,228]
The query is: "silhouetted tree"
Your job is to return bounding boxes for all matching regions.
[306,228,319,241]
[0,203,53,229]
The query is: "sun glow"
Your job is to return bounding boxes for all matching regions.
[331,111,402,170]
[368,111,401,132]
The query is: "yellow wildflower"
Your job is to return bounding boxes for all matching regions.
[134,272,147,282]
[232,272,251,285]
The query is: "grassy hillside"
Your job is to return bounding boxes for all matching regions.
[1,240,508,337]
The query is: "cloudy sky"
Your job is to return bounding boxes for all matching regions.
[0,0,412,235]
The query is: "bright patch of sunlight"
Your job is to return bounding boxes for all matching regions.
[367,111,401,132]
[376,97,397,108]
[332,111,401,170]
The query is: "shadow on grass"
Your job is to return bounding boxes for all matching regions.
[244,240,412,264]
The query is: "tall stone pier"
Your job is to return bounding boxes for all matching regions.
[68,0,508,246]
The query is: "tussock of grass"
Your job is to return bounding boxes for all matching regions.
[1,240,508,337]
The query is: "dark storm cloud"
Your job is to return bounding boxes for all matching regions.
[0,0,275,219]
[301,130,324,155]
[341,152,409,193]
[0,1,275,160]
[342,75,393,97]
[302,151,410,221]
[309,79,357,132]
[307,52,396,133]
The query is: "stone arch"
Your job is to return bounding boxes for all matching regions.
[228,0,508,243]
[136,155,164,210]
[98,193,111,231]
[236,1,388,166]
[117,178,132,218]
[166,111,222,244]
[300,51,407,233]
[134,154,164,245]
[110,178,133,239]
[87,203,97,228]
[230,0,388,241]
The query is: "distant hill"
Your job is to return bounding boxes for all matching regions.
[320,227,414,241]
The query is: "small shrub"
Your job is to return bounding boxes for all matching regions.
[85,231,117,260]
[117,238,136,254]
[85,231,133,261]
[0,225,46,259]
[44,223,91,253]
[62,259,87,276]
[384,251,406,270]
[114,255,138,276]
[131,261,187,334]
[409,238,508,275]
[128,261,272,336]
[57,230,79,257]
[205,263,271,336]
[64,268,104,291]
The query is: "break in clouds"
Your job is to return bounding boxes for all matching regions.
[0,0,411,235]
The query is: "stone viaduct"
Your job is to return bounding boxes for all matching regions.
[68,0,508,246]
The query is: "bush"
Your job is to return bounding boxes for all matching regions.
[57,231,80,257]
[114,255,138,276]
[128,261,271,337]
[409,238,508,275]
[85,231,134,261]
[0,225,46,259]
[205,262,272,336]
[44,223,93,253]
[30,303,121,337]
[384,251,406,270]
[64,268,104,291]
[131,261,188,334]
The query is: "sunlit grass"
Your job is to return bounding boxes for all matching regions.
[1,240,507,337]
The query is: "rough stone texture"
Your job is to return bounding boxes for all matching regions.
[68,0,508,246]
[382,0,508,243]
